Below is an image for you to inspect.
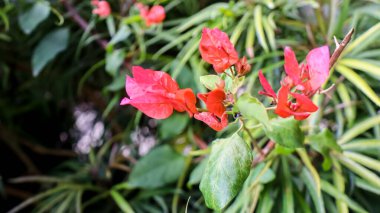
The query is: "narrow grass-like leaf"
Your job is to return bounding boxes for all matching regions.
[110,190,135,213]
[56,192,76,213]
[300,167,325,213]
[297,149,321,195]
[342,139,380,151]
[332,159,348,213]
[343,22,380,55]
[338,115,380,144]
[355,178,380,195]
[336,83,355,127]
[254,5,269,52]
[321,180,367,213]
[281,157,294,213]
[339,59,380,80]
[334,152,380,188]
[262,16,276,50]
[230,12,250,44]
[344,151,380,172]
[335,65,380,107]
[245,20,255,57]
[8,186,67,213]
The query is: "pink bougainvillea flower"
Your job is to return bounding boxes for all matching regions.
[194,112,228,131]
[198,88,226,117]
[136,3,166,27]
[199,28,239,73]
[258,70,277,100]
[92,0,111,17]
[283,46,330,95]
[120,66,197,119]
[275,86,318,120]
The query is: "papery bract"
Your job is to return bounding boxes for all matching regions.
[275,86,318,120]
[120,66,197,119]
[258,70,277,99]
[92,0,111,17]
[194,112,228,131]
[136,3,165,27]
[306,46,330,91]
[199,28,239,73]
[198,88,226,117]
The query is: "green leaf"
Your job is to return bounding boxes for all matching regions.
[308,129,342,170]
[109,25,131,46]
[18,1,50,34]
[199,75,222,90]
[265,118,304,148]
[237,94,269,128]
[200,133,252,210]
[128,145,186,189]
[158,113,189,140]
[110,190,135,213]
[106,49,125,77]
[32,28,69,76]
[187,157,208,187]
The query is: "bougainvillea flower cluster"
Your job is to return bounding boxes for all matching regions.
[121,27,330,132]
[136,3,166,27]
[91,0,111,17]
[258,46,330,120]
[120,66,197,119]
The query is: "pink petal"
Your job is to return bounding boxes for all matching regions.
[258,70,277,99]
[306,46,330,91]
[194,112,228,131]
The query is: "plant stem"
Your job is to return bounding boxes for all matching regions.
[240,119,263,155]
[172,154,192,213]
[61,0,108,49]
[329,28,354,69]
[252,140,276,167]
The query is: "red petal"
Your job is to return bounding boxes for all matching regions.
[274,86,292,118]
[194,112,228,131]
[258,70,277,99]
[132,66,179,94]
[127,95,173,119]
[306,46,330,91]
[284,46,300,84]
[175,89,198,117]
[205,89,226,117]
[292,92,319,113]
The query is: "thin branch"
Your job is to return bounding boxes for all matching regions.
[240,119,263,155]
[252,140,275,167]
[329,28,354,69]
[61,0,108,49]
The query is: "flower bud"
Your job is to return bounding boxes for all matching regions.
[236,57,251,76]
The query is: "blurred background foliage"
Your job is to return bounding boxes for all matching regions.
[1,0,380,212]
